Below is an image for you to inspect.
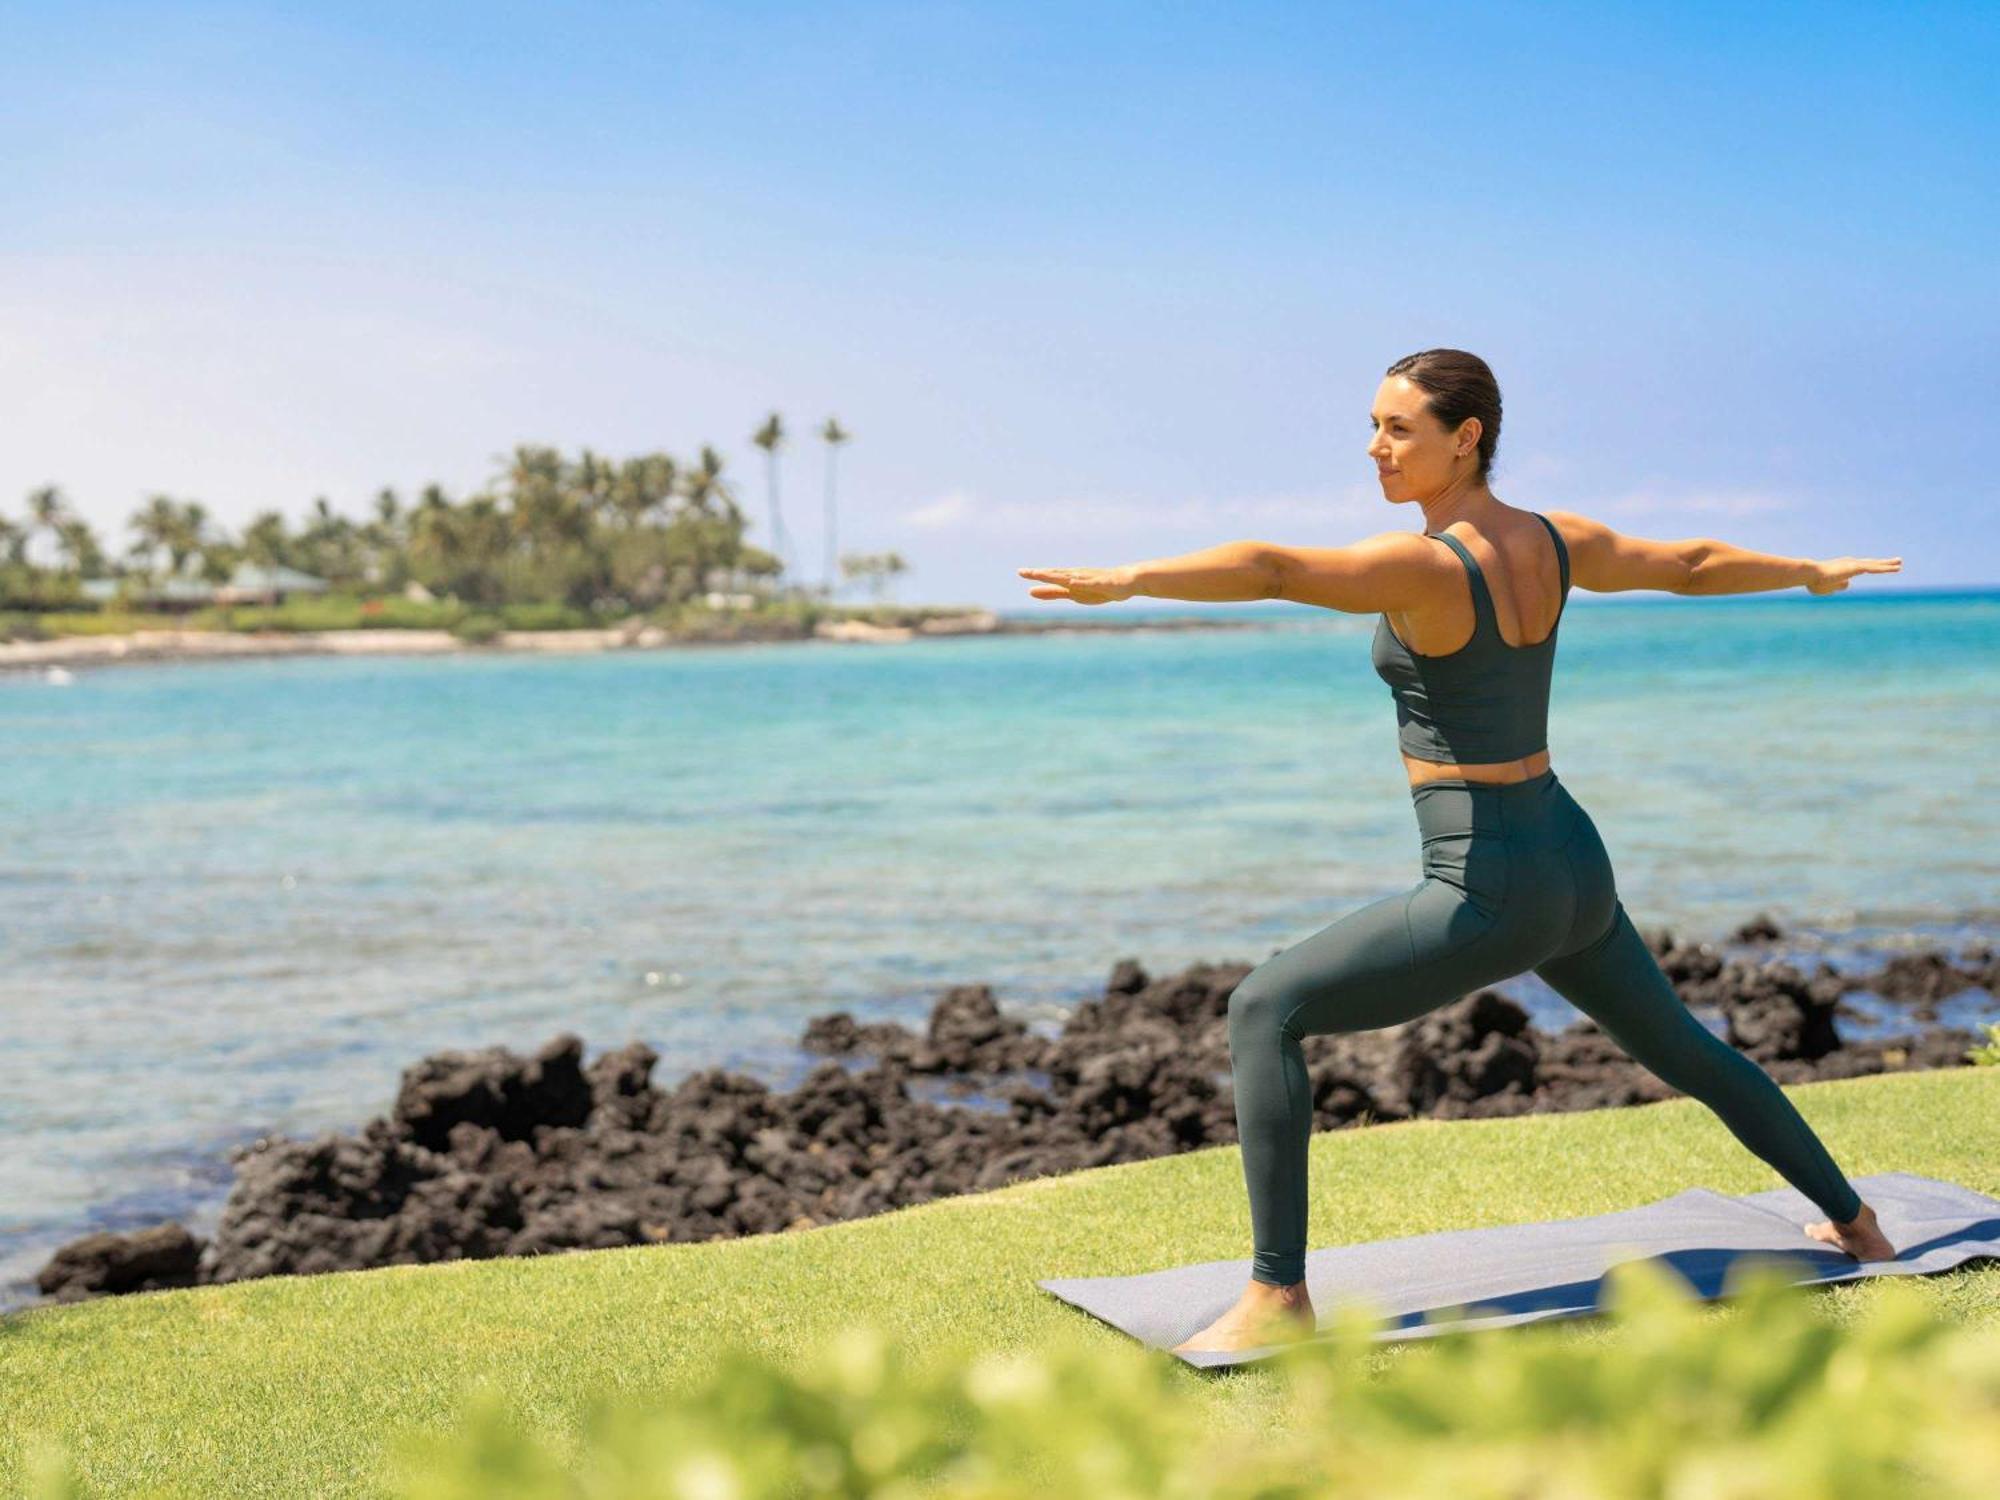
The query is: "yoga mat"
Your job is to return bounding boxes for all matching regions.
[1036,1171,2000,1370]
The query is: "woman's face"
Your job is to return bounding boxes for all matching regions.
[1367,375,1476,503]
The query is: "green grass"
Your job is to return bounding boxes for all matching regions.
[5,596,988,642]
[1,610,192,638]
[3,1066,1994,1498]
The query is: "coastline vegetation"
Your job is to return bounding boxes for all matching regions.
[0,427,921,642]
[0,591,955,648]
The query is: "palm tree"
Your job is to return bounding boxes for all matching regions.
[506,444,588,549]
[361,488,406,585]
[750,412,791,585]
[611,453,677,530]
[127,495,181,577]
[242,511,291,569]
[680,445,743,597]
[177,501,231,581]
[26,485,66,569]
[407,493,459,578]
[54,516,106,576]
[819,417,851,600]
[839,550,908,603]
[0,513,28,567]
[681,446,737,521]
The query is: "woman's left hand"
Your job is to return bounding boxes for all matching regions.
[1016,565,1135,605]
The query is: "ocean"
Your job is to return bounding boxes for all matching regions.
[3,588,1996,1309]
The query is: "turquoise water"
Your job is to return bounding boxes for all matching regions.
[3,589,1997,1307]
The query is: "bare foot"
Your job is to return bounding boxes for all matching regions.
[1172,1278,1317,1355]
[1804,1201,1897,1261]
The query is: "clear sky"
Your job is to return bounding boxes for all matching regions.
[3,1,1993,608]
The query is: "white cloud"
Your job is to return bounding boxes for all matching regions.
[902,490,975,528]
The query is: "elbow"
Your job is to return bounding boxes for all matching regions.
[1675,539,1711,595]
[1244,540,1286,601]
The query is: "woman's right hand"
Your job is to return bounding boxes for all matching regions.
[1807,556,1902,593]
[1016,565,1137,604]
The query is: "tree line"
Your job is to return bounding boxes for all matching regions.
[0,414,912,611]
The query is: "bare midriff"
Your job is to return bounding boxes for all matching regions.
[1401,746,1551,788]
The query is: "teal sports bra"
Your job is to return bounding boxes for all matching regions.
[1369,512,1571,764]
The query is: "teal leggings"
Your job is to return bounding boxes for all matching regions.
[1228,768,1864,1287]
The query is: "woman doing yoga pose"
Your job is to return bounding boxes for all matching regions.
[1017,348,1904,1356]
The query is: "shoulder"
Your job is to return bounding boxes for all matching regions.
[1346,529,1461,587]
[1260,529,1454,614]
[1264,529,1450,572]
[1351,528,1459,569]
[1540,509,1608,544]
[1539,509,1614,561]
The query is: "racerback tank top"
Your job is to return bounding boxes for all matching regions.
[1369,511,1571,764]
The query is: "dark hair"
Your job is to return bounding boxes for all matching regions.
[1384,349,1502,481]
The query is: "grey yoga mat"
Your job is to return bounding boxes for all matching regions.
[1036,1171,2000,1370]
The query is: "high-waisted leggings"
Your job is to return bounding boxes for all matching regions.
[1228,767,1864,1287]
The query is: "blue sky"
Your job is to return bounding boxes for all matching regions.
[2,0,1993,607]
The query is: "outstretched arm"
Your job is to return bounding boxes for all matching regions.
[1018,532,1436,610]
[1018,539,1274,604]
[1547,510,1902,596]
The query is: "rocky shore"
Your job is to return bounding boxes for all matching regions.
[28,913,1998,1307]
[0,609,1271,674]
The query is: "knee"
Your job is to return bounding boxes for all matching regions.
[1227,974,1295,1047]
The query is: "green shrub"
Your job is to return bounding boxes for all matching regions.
[193,595,465,633]
[451,613,505,645]
[29,610,189,636]
[497,602,593,631]
[362,1257,2000,1499]
[0,612,49,643]
[1968,1022,2000,1066]
[0,572,85,610]
[338,596,465,630]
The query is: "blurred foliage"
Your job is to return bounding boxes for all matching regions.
[2,610,194,640]
[316,1257,2000,1499]
[494,601,599,632]
[182,596,606,634]
[451,613,506,645]
[1968,1022,2000,1066]
[198,595,466,632]
[0,444,807,617]
[0,567,84,611]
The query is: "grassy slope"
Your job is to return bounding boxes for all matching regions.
[2,1066,1995,1497]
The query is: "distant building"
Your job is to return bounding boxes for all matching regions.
[78,575,225,613]
[212,563,332,606]
[78,563,331,612]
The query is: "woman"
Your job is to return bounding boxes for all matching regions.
[1017,348,1903,1356]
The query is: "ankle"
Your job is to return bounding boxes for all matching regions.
[1249,1278,1308,1300]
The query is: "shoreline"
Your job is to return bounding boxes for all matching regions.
[0,611,1278,674]
[18,912,1996,1311]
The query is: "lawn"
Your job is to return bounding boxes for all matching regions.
[3,1065,1994,1498]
